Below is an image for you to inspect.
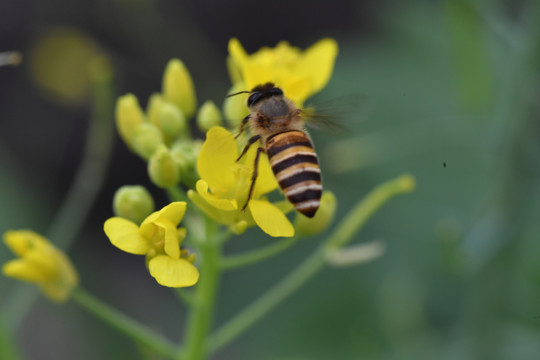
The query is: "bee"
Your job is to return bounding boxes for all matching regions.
[229,82,322,218]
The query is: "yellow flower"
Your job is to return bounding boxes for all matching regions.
[103,202,199,287]
[227,38,338,106]
[188,126,294,237]
[2,230,78,303]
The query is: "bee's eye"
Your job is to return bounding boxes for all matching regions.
[247,92,262,106]
[271,88,283,96]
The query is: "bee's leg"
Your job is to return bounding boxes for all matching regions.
[235,115,251,139]
[236,134,261,162]
[242,146,264,211]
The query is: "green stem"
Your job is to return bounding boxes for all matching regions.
[72,288,177,358]
[178,216,222,360]
[324,174,415,253]
[220,236,298,270]
[5,57,117,331]
[167,187,189,203]
[0,311,21,360]
[174,288,196,307]
[181,239,222,360]
[208,174,415,353]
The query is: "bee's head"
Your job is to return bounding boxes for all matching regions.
[226,82,284,108]
[247,83,283,107]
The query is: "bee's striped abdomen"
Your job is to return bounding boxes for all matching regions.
[266,130,322,218]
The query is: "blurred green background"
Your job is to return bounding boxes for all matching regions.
[2,0,540,359]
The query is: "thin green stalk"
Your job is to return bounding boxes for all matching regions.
[220,236,298,270]
[181,239,222,360]
[208,174,415,353]
[174,288,196,307]
[72,288,177,358]
[324,174,415,253]
[5,57,116,330]
[167,187,189,203]
[0,312,21,360]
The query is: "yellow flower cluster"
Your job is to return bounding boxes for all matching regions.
[107,37,339,287]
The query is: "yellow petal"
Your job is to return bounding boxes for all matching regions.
[188,189,237,226]
[197,127,237,192]
[2,258,48,283]
[153,217,180,259]
[141,202,186,232]
[226,55,243,85]
[279,76,312,107]
[241,146,278,198]
[3,230,49,257]
[228,38,248,65]
[104,217,151,255]
[196,180,238,211]
[296,38,338,97]
[148,255,199,287]
[249,199,294,237]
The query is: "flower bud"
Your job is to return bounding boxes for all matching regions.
[116,94,145,148]
[197,100,222,133]
[294,191,337,236]
[170,139,202,188]
[223,82,250,128]
[147,93,163,126]
[113,185,155,224]
[162,58,197,119]
[159,101,187,140]
[131,122,164,160]
[230,220,248,235]
[148,144,180,188]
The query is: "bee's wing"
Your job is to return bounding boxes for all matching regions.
[301,94,369,132]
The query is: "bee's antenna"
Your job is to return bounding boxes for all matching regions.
[226,90,251,98]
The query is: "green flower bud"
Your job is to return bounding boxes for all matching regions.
[113,185,155,224]
[170,139,202,187]
[147,93,163,126]
[148,144,180,188]
[162,58,197,119]
[148,93,187,140]
[159,101,187,140]
[131,122,164,160]
[197,100,222,133]
[115,94,145,148]
[294,191,337,236]
[223,82,250,128]
[230,220,248,235]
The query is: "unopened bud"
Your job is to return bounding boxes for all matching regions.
[131,122,164,160]
[159,101,187,140]
[113,185,155,224]
[170,139,202,187]
[162,59,197,119]
[116,94,145,148]
[223,82,250,128]
[197,100,222,133]
[230,220,248,235]
[148,144,180,188]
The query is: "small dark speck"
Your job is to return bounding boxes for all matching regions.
[443,162,447,167]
